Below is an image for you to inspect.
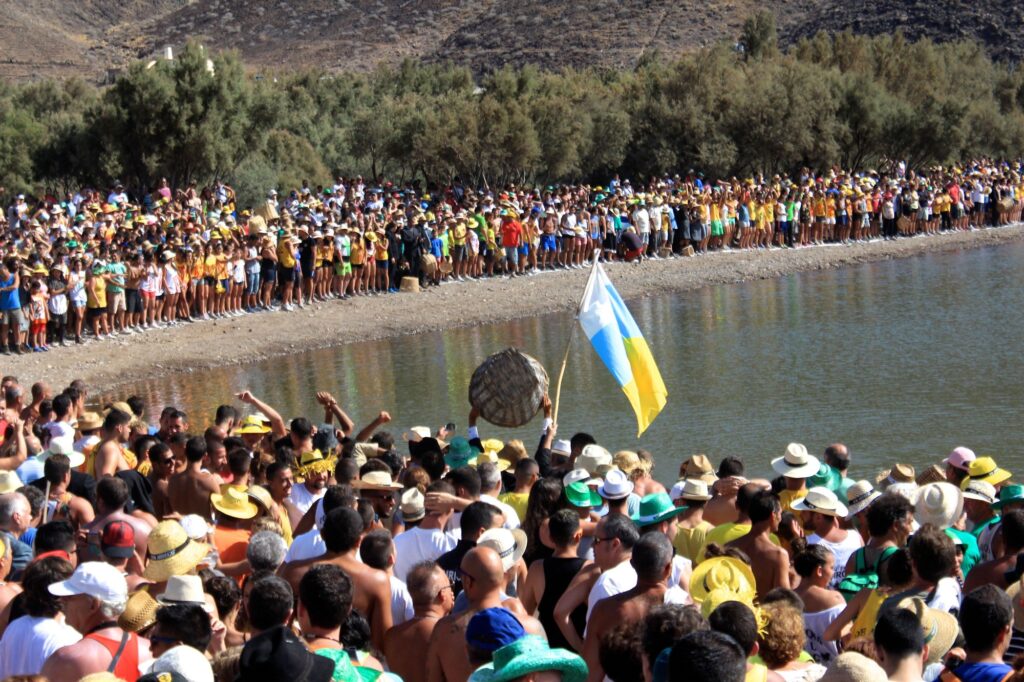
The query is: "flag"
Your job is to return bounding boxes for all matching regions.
[578,262,667,436]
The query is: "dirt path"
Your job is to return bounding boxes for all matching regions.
[10,225,1024,391]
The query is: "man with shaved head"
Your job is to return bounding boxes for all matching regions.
[425,546,543,682]
[386,561,454,682]
[583,533,679,682]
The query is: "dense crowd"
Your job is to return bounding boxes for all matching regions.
[0,376,1019,682]
[2,160,1023,353]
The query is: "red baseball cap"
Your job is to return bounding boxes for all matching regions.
[101,520,136,559]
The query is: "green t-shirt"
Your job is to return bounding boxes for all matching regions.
[106,262,126,293]
[947,527,982,578]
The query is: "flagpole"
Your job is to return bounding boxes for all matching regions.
[552,249,603,426]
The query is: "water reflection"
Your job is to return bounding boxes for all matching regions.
[103,243,1024,482]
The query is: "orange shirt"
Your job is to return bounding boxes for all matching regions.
[214,525,251,580]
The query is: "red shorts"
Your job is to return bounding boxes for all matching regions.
[30,320,46,334]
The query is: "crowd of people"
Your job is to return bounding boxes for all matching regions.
[2,160,1023,352]
[0,375,1020,682]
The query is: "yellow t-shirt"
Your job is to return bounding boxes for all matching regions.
[278,242,296,269]
[778,488,805,513]
[673,521,713,563]
[499,492,530,523]
[850,588,887,640]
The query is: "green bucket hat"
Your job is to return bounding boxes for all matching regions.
[469,635,587,682]
[445,436,480,469]
[632,493,687,527]
[565,481,602,508]
[994,484,1024,511]
[810,462,841,492]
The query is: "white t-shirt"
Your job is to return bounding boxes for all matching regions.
[390,576,415,627]
[288,483,326,516]
[808,530,864,588]
[586,560,637,624]
[392,526,457,582]
[928,577,962,615]
[0,615,82,677]
[284,528,325,563]
[46,421,76,441]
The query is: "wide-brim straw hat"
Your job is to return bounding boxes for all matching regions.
[820,652,887,682]
[896,596,958,666]
[352,470,403,491]
[118,589,160,633]
[792,486,848,517]
[844,480,881,518]
[77,411,104,431]
[771,443,819,479]
[143,520,211,581]
[677,454,717,484]
[689,557,757,604]
[477,527,528,573]
[670,478,712,502]
[576,444,612,476]
[247,484,275,514]
[914,482,963,529]
[211,486,259,520]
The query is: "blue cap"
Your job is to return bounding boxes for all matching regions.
[466,607,526,652]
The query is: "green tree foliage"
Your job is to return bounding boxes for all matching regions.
[4,31,1024,197]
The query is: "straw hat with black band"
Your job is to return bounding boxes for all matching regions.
[143,520,211,581]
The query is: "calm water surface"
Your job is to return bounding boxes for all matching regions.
[103,242,1024,483]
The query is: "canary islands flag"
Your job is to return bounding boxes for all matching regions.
[578,262,667,436]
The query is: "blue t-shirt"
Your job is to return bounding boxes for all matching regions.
[954,661,1013,682]
[0,275,19,311]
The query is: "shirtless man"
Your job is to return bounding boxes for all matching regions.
[147,442,176,519]
[703,457,747,527]
[41,454,94,529]
[80,477,152,563]
[93,409,133,478]
[279,507,392,651]
[964,509,1024,593]
[728,490,790,599]
[584,533,676,682]
[426,546,543,682]
[385,561,455,682]
[167,436,219,520]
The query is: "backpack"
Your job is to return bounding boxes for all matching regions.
[838,546,899,602]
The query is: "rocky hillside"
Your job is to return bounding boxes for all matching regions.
[2,0,1021,83]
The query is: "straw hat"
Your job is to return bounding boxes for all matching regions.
[598,469,634,500]
[771,443,819,479]
[295,449,334,479]
[678,454,717,484]
[158,575,213,612]
[689,557,757,604]
[0,471,23,494]
[77,411,103,431]
[962,480,997,504]
[401,488,426,522]
[236,415,271,435]
[670,479,712,502]
[820,652,887,682]
[914,483,963,529]
[477,527,528,573]
[247,485,274,514]
[962,456,1011,489]
[211,486,259,520]
[612,450,644,476]
[118,589,160,633]
[143,520,210,581]
[792,487,848,517]
[896,597,958,666]
[475,450,511,472]
[844,480,881,518]
[353,470,403,491]
[916,464,946,486]
[576,444,612,476]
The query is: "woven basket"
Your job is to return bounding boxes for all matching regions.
[469,348,549,427]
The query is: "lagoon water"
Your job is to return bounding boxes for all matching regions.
[105,241,1024,483]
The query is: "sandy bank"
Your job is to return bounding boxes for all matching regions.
[10,225,1024,391]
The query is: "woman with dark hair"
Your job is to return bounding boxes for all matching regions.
[521,477,566,565]
[794,544,845,665]
[0,557,77,677]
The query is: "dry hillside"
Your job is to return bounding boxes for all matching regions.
[1,0,1021,82]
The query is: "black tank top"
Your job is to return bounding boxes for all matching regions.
[538,556,587,650]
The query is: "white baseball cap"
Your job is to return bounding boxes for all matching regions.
[48,561,127,602]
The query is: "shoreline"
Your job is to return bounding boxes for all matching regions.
[12,225,1024,391]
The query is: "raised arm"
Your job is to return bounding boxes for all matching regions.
[236,391,287,438]
[354,411,391,443]
[315,391,355,437]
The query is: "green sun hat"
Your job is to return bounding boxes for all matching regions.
[469,635,587,682]
[810,462,841,492]
[565,481,602,509]
[632,492,687,527]
[993,484,1024,511]
[444,436,480,469]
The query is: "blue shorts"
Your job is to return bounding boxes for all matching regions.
[246,273,260,295]
[540,234,557,252]
[518,245,529,257]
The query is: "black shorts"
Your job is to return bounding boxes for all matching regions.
[126,289,142,314]
[262,267,277,284]
[204,276,217,286]
[87,307,105,321]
